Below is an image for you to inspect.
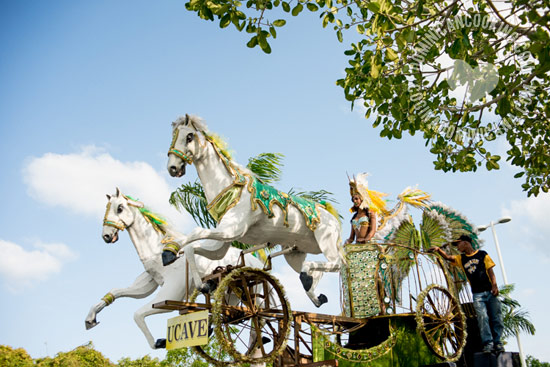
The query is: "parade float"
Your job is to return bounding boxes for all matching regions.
[88,114,484,367]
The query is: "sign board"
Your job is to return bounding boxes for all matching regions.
[166,310,209,350]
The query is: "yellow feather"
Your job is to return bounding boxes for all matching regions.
[321,202,341,224]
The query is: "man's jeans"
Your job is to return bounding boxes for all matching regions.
[473,291,504,347]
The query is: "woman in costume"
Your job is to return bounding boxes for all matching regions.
[345,193,377,244]
[343,173,387,316]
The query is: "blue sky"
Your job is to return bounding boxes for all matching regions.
[1,0,549,363]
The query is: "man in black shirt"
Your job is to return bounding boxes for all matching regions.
[430,235,505,354]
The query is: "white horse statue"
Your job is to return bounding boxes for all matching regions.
[165,115,343,307]
[85,188,264,349]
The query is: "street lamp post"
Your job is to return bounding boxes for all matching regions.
[478,216,526,367]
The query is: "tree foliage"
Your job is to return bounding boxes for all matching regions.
[0,345,34,367]
[527,355,550,367]
[499,283,536,339]
[0,342,231,367]
[34,342,114,367]
[183,0,550,196]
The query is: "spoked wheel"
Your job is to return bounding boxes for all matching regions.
[189,290,236,366]
[212,267,291,365]
[416,284,466,361]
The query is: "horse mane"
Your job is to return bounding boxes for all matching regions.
[173,114,260,178]
[172,114,209,133]
[125,195,172,235]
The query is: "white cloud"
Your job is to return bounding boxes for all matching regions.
[521,288,536,297]
[0,239,78,291]
[502,194,550,258]
[503,194,550,235]
[22,146,187,226]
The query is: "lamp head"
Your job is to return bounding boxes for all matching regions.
[498,216,512,224]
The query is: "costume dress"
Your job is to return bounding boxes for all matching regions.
[341,214,381,317]
[452,250,504,349]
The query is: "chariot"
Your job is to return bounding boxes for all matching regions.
[155,115,477,366]
[153,240,472,367]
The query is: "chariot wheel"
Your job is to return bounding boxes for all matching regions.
[212,267,291,365]
[190,290,236,366]
[416,284,466,362]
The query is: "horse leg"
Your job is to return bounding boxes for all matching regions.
[191,240,233,292]
[162,219,249,267]
[192,239,231,260]
[300,224,342,307]
[134,274,188,349]
[178,239,231,290]
[85,271,158,330]
[284,251,329,306]
[300,262,341,307]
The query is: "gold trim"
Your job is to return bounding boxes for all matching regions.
[201,135,247,223]
[206,184,245,223]
[102,292,115,305]
[102,202,126,231]
[167,127,193,164]
[141,213,166,235]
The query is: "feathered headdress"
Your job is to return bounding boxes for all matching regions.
[348,173,388,214]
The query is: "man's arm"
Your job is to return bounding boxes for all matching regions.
[429,246,456,262]
[487,267,499,296]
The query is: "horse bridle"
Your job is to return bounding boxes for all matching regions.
[167,127,194,165]
[103,201,128,231]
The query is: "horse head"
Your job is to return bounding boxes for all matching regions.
[102,188,143,243]
[167,114,207,177]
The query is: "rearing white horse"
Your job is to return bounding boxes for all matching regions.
[165,115,343,307]
[85,188,264,349]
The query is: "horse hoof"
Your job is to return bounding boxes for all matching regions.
[299,272,313,292]
[155,339,166,349]
[199,280,217,294]
[85,320,98,330]
[162,250,177,266]
[317,294,328,306]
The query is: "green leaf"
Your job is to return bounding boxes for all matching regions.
[370,61,380,78]
[497,96,511,116]
[499,65,516,76]
[307,3,319,11]
[282,1,290,12]
[386,48,398,61]
[336,29,343,42]
[247,36,258,48]
[322,14,329,28]
[367,1,380,13]
[272,19,286,27]
[259,36,272,53]
[247,153,284,183]
[219,14,231,28]
[170,180,217,229]
[292,3,304,16]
